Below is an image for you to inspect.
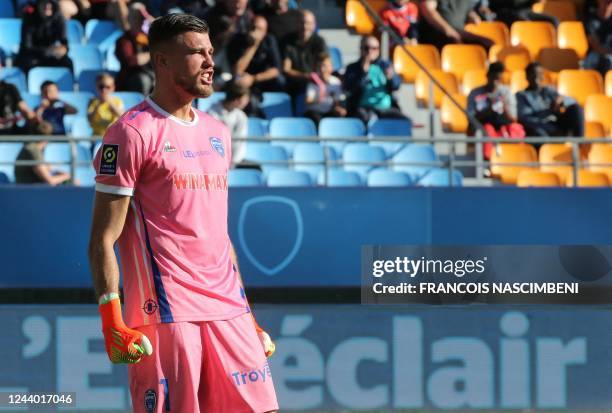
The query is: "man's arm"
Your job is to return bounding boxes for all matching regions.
[419,0,462,42]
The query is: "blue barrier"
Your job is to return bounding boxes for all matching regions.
[0,187,611,287]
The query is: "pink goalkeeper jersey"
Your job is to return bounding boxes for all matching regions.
[93,97,249,327]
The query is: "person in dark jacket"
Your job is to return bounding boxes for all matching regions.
[489,0,558,27]
[15,0,73,74]
[343,35,407,124]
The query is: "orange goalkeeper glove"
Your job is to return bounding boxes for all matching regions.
[252,317,275,357]
[99,293,153,364]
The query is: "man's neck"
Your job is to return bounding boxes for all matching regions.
[149,86,194,122]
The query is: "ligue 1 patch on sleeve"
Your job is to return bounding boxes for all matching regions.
[99,144,119,175]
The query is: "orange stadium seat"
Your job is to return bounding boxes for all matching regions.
[558,21,589,59]
[585,94,612,135]
[558,69,604,106]
[440,94,468,133]
[464,21,510,47]
[490,143,538,184]
[537,48,579,73]
[441,44,487,83]
[606,71,612,96]
[462,69,487,95]
[491,45,532,72]
[539,143,576,184]
[511,21,557,60]
[393,44,441,83]
[510,69,555,93]
[588,144,612,181]
[532,0,577,22]
[566,170,609,187]
[346,0,385,34]
[585,121,606,138]
[415,69,459,108]
[517,170,562,187]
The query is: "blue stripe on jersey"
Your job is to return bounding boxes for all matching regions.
[139,204,174,323]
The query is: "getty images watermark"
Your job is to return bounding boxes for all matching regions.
[361,246,612,304]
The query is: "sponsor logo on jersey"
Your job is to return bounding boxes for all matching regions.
[163,141,177,152]
[230,362,272,387]
[183,149,212,158]
[142,299,158,315]
[209,137,225,158]
[144,389,156,412]
[99,144,118,175]
[172,173,228,191]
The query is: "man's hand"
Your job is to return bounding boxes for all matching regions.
[445,26,462,42]
[254,322,276,357]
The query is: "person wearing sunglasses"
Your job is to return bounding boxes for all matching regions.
[87,73,125,137]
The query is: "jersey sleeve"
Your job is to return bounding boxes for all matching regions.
[93,120,145,196]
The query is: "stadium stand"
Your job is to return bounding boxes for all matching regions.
[84,19,120,45]
[197,93,226,112]
[557,21,589,59]
[588,144,612,181]
[367,118,412,157]
[293,142,328,183]
[393,44,441,83]
[0,67,26,91]
[441,44,487,83]
[342,142,386,181]
[440,94,468,134]
[419,168,463,187]
[247,117,269,137]
[269,117,317,157]
[606,71,612,97]
[391,144,438,181]
[490,45,532,73]
[28,67,73,93]
[517,170,562,187]
[67,19,84,46]
[464,21,510,47]
[566,170,609,187]
[490,143,538,185]
[0,18,21,56]
[510,21,557,60]
[68,45,104,78]
[0,142,23,182]
[260,92,293,119]
[319,117,366,156]
[228,169,265,187]
[267,170,313,187]
[532,0,577,22]
[557,69,604,106]
[585,95,612,135]
[415,69,459,108]
[113,92,145,109]
[366,169,412,187]
[539,143,574,185]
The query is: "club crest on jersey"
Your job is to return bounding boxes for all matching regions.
[209,137,225,158]
[144,389,156,412]
[163,141,177,153]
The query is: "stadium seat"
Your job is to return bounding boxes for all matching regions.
[566,170,609,187]
[539,143,575,184]
[70,116,93,137]
[440,93,468,134]
[59,91,94,115]
[557,69,604,106]
[490,143,538,184]
[510,69,555,94]
[462,69,487,95]
[537,48,579,75]
[197,93,226,112]
[557,21,589,59]
[85,19,120,45]
[345,0,384,34]
[75,166,96,186]
[77,69,104,93]
[44,142,86,174]
[67,19,84,45]
[393,44,441,83]
[243,144,289,175]
[490,45,531,72]
[329,46,343,73]
[114,91,144,110]
[269,117,317,157]
[97,29,123,55]
[247,117,268,137]
[20,92,40,110]
[228,169,264,187]
[105,45,121,71]
[606,71,612,97]
[0,142,23,182]
[293,142,334,182]
[0,0,14,17]
[366,169,412,187]
[317,169,363,186]
[342,143,386,181]
[367,118,412,157]
[415,69,459,108]
[511,21,556,60]
[28,67,74,93]
[588,144,612,181]
[517,170,562,187]
[0,171,9,184]
[267,170,313,187]
[0,18,20,56]
[585,94,612,134]
[0,67,26,91]
[261,92,292,118]
[441,44,487,83]
[68,45,104,78]
[391,143,438,180]
[319,117,366,156]
[585,121,606,139]
[532,0,577,21]
[418,168,463,187]
[464,21,510,47]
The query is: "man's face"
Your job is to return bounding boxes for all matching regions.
[42,84,59,100]
[531,66,544,87]
[163,31,215,99]
[301,12,316,41]
[361,37,380,61]
[253,16,267,37]
[37,0,53,17]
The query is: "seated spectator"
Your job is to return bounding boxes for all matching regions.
[380,0,419,45]
[14,139,72,185]
[208,81,249,163]
[516,62,584,138]
[344,35,406,124]
[418,0,494,49]
[283,10,328,100]
[468,62,524,158]
[584,0,612,76]
[88,0,130,31]
[88,73,124,136]
[489,0,558,27]
[0,80,37,135]
[262,0,303,43]
[15,0,73,74]
[304,53,346,124]
[35,80,77,135]
[116,2,155,95]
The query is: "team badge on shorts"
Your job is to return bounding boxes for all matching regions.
[144,389,157,412]
[99,144,119,175]
[209,137,225,158]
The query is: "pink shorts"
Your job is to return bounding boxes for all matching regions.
[128,312,279,413]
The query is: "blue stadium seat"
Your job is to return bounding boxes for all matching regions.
[317,169,363,186]
[368,118,412,157]
[68,45,103,78]
[418,168,463,186]
[0,0,15,17]
[228,169,264,187]
[28,67,74,93]
[45,142,91,174]
[59,91,94,115]
[243,143,288,175]
[247,117,268,137]
[0,171,9,183]
[367,169,413,187]
[97,29,123,54]
[77,69,104,93]
[293,142,329,182]
[0,67,26,91]
[342,143,386,181]
[267,170,313,187]
[319,117,366,155]
[0,18,21,56]
[0,142,23,182]
[20,92,41,110]
[261,92,292,119]
[85,19,119,45]
[70,116,93,137]
[67,19,84,45]
[391,144,438,180]
[114,91,144,110]
[75,166,96,186]
[269,117,316,157]
[197,93,226,112]
[105,45,121,71]
[329,46,343,72]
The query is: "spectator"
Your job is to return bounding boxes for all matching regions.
[0,80,37,135]
[471,0,496,21]
[584,0,612,76]
[283,9,328,99]
[516,62,584,138]
[35,80,77,135]
[116,2,155,95]
[489,0,558,27]
[344,35,406,124]
[262,0,303,43]
[380,0,419,45]
[88,0,130,31]
[15,0,73,74]
[418,0,494,49]
[304,53,346,124]
[208,81,250,163]
[467,62,524,158]
[14,139,72,185]
[88,73,124,136]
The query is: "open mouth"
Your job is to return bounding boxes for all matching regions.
[201,70,214,85]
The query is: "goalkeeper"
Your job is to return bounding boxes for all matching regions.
[88,13,278,413]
